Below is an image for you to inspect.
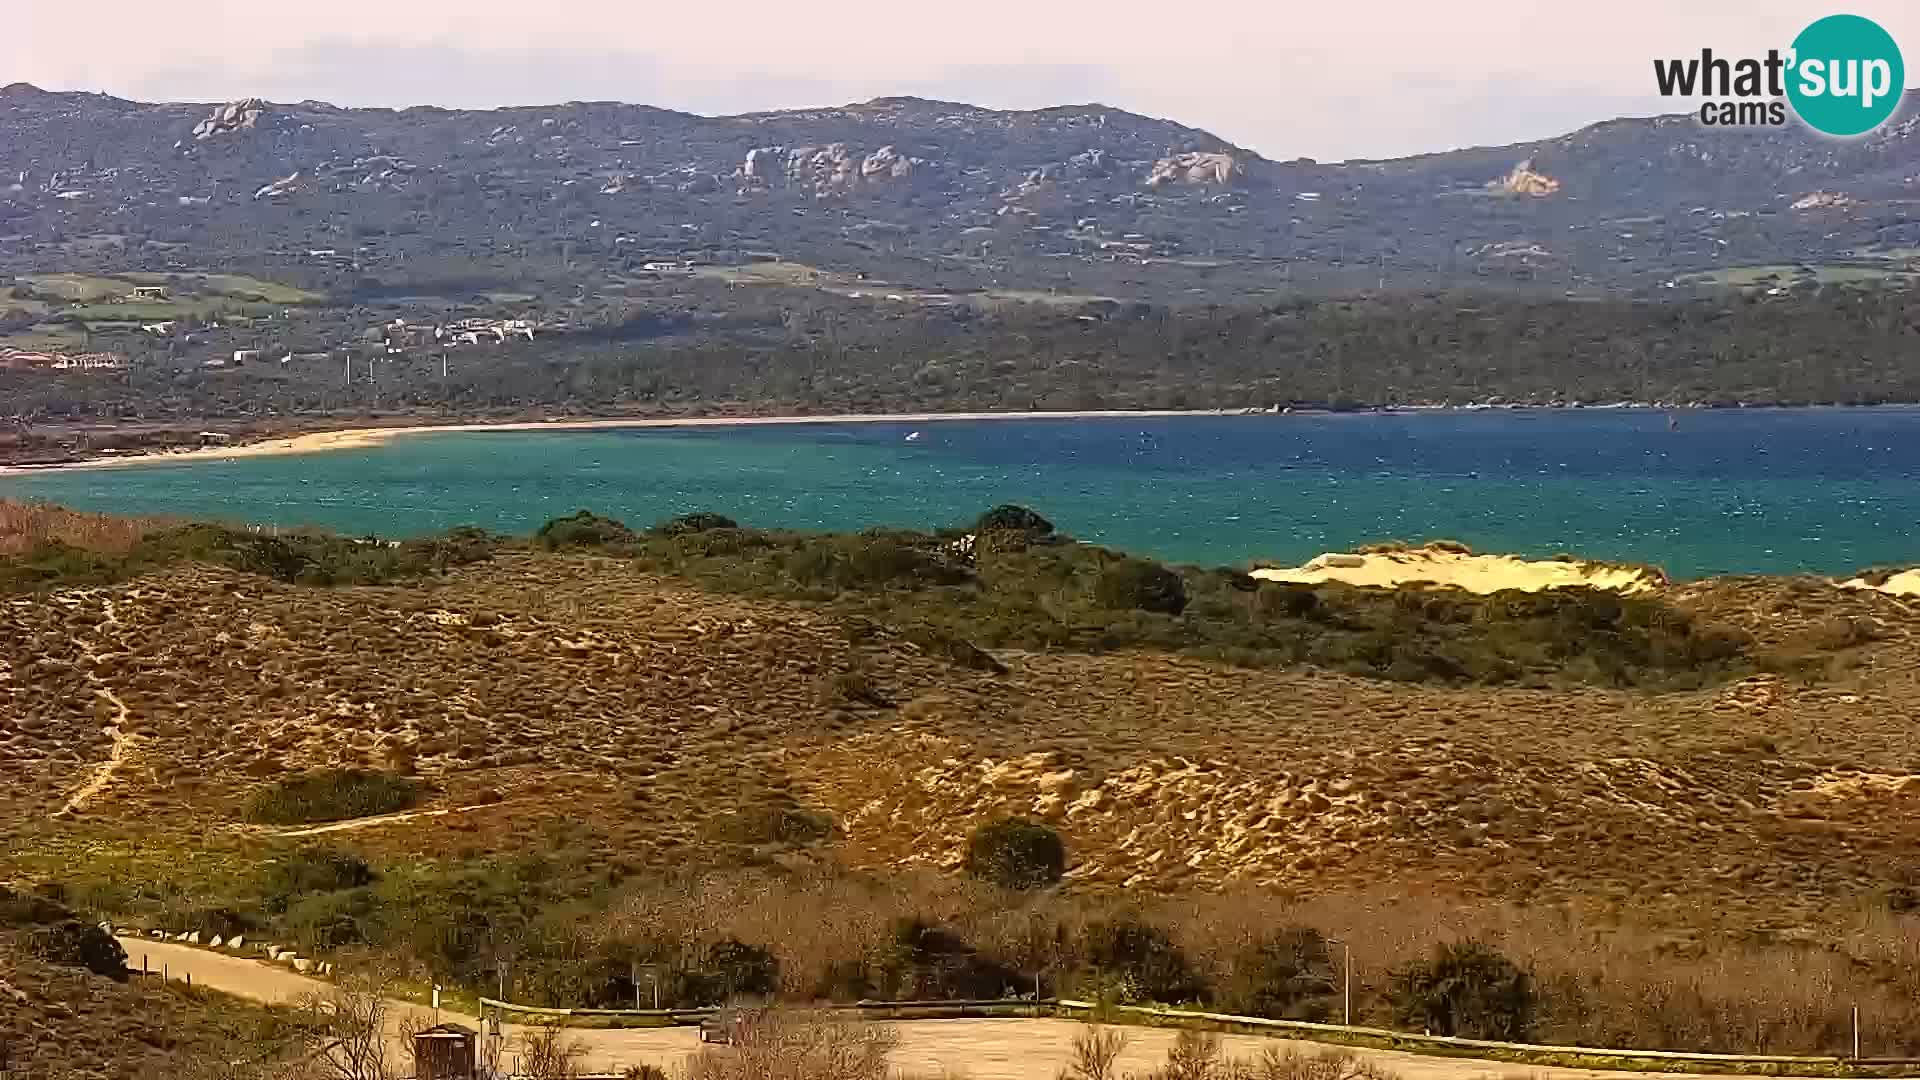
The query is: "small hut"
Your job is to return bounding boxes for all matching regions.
[412,1022,478,1080]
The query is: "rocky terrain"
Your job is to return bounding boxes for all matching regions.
[3,83,1918,293]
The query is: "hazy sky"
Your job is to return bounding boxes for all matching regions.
[10,1,1919,161]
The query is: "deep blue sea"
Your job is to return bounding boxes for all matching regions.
[6,409,1920,579]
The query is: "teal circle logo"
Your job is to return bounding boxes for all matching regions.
[1787,14,1905,137]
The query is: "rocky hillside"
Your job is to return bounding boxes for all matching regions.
[3,83,1918,292]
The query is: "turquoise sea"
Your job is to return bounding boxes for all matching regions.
[6,410,1920,579]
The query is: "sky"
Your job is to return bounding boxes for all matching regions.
[9,1,1920,161]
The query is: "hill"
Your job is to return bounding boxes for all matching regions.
[6,506,1920,1054]
[3,84,1918,298]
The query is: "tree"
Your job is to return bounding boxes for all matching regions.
[290,980,400,1080]
[1389,940,1534,1040]
[964,818,1066,889]
[513,1023,585,1080]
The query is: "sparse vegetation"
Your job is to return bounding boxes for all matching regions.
[6,503,1920,1063]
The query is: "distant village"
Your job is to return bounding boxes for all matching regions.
[2,274,558,375]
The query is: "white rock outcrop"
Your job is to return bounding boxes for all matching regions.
[1489,158,1561,196]
[1145,152,1241,188]
[193,99,267,140]
[253,172,300,201]
[860,145,915,182]
[1790,190,1856,210]
[738,144,926,195]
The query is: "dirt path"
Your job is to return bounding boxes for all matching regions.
[121,939,1839,1080]
[272,803,500,838]
[55,690,131,816]
[57,595,140,817]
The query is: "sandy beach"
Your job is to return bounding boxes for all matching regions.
[0,409,1230,477]
[1251,546,1666,594]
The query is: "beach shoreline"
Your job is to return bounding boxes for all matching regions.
[13,402,1920,478]
[0,408,1236,476]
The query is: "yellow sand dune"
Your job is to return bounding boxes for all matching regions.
[1249,546,1661,595]
[1842,569,1920,597]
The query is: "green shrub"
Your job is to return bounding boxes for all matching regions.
[284,887,378,951]
[536,510,637,550]
[875,918,1020,1000]
[179,906,257,940]
[656,511,740,535]
[29,921,129,981]
[260,849,378,913]
[689,938,779,1005]
[1225,927,1339,1021]
[965,818,1066,889]
[243,769,426,825]
[0,541,121,593]
[1093,558,1188,615]
[974,505,1054,536]
[1077,918,1202,1004]
[1389,940,1534,1039]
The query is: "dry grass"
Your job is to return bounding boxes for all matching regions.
[0,499,176,555]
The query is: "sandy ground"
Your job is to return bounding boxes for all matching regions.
[1844,569,1920,598]
[119,939,1827,1080]
[1250,547,1661,595]
[0,409,1229,477]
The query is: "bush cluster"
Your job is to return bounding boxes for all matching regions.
[243,769,427,826]
[964,818,1066,890]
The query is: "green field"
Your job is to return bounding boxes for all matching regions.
[17,273,135,302]
[119,272,325,305]
[1680,263,1915,290]
[0,324,88,350]
[16,272,325,307]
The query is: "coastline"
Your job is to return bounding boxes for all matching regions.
[0,409,1236,476]
[11,402,1920,477]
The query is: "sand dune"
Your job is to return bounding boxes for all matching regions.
[1250,546,1662,594]
[1843,569,1920,597]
